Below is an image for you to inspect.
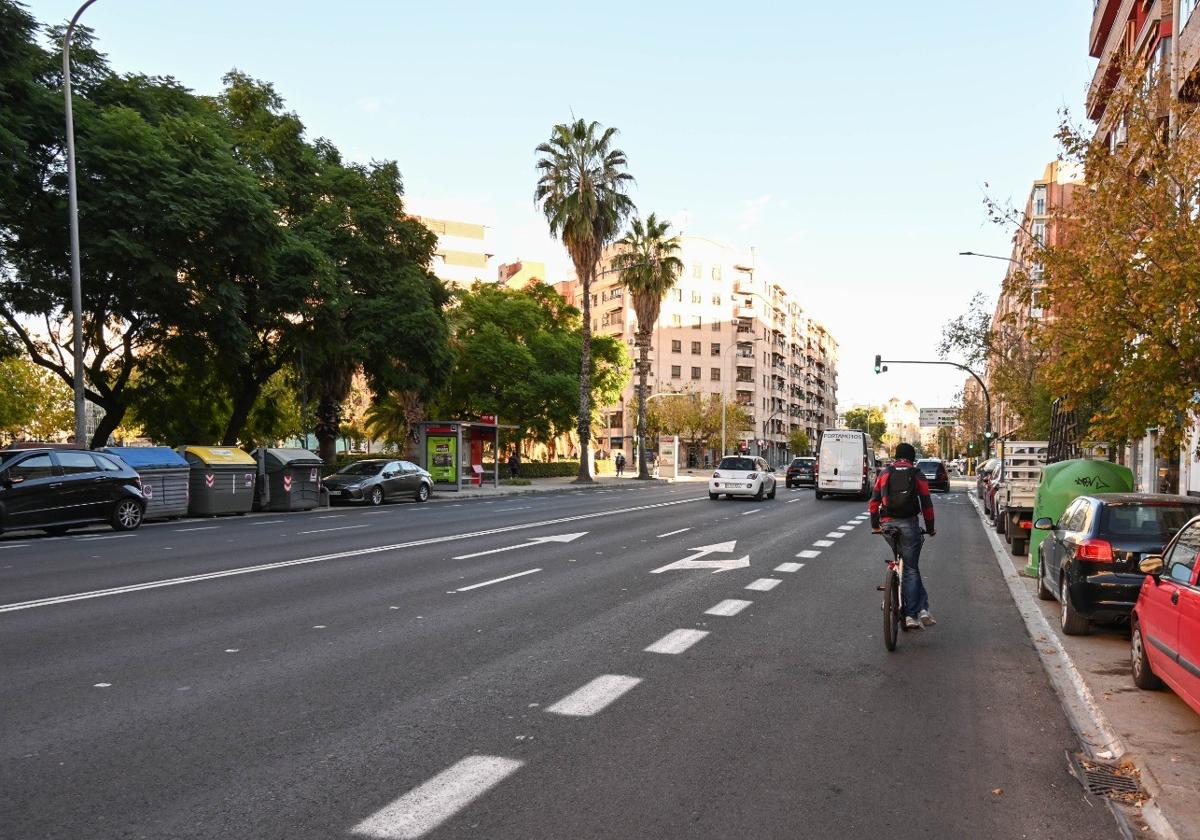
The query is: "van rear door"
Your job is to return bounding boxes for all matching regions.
[819,431,867,493]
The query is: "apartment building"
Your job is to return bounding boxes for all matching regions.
[987,160,1083,437]
[882,398,921,447]
[416,216,492,287]
[562,236,838,467]
[497,260,546,291]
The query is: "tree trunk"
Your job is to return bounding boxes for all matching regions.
[221,381,260,446]
[636,331,652,480]
[575,262,594,484]
[88,398,127,449]
[315,397,341,465]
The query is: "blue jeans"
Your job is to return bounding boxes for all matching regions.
[886,517,928,619]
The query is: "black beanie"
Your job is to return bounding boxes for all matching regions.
[895,442,916,461]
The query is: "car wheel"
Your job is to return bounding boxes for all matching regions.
[369,486,385,506]
[112,498,144,532]
[1131,617,1163,690]
[767,482,777,499]
[1059,574,1089,636]
[414,483,430,503]
[709,492,720,500]
[814,490,824,500]
[1035,548,1054,600]
[753,483,764,501]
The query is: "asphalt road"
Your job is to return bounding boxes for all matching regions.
[1,481,1120,839]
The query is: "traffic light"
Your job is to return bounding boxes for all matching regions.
[873,354,882,374]
[983,429,995,441]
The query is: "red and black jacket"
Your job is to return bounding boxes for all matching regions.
[868,459,935,531]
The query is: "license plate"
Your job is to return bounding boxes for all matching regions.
[328,490,341,496]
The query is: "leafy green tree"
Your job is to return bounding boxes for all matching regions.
[788,429,811,456]
[613,213,683,480]
[844,406,886,446]
[0,356,73,443]
[535,119,634,483]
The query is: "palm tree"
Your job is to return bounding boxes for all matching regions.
[612,214,682,480]
[535,119,634,483]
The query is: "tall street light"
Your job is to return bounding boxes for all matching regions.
[64,0,101,446]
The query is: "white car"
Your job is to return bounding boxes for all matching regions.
[709,456,777,500]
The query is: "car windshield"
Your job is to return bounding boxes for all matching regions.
[338,462,385,476]
[718,457,756,472]
[1100,503,1200,542]
[916,460,940,472]
[790,458,814,467]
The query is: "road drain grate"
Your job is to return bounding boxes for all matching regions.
[1067,752,1146,802]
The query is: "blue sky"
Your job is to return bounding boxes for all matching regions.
[29,0,1097,411]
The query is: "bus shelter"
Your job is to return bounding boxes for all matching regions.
[417,419,516,492]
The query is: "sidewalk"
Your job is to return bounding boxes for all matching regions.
[965,483,1200,839]
[427,472,670,502]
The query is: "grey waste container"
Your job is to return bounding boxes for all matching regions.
[252,447,324,512]
[100,447,190,520]
[179,446,257,516]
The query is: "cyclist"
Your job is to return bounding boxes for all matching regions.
[870,442,937,630]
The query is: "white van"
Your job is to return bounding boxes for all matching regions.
[815,429,877,501]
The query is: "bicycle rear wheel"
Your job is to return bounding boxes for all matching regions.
[883,568,899,651]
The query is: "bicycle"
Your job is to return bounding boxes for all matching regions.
[877,524,929,652]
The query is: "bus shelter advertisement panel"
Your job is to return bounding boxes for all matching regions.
[427,436,457,484]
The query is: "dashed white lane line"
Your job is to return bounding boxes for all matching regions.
[786,498,803,504]
[705,598,753,617]
[824,532,845,539]
[745,577,782,591]
[796,550,821,558]
[251,519,288,526]
[813,540,834,547]
[774,562,804,573]
[75,534,137,541]
[317,514,346,519]
[351,755,523,840]
[644,629,709,655]
[0,544,31,550]
[297,524,369,535]
[740,508,761,516]
[846,519,862,525]
[546,674,642,717]
[455,568,541,592]
[657,527,691,538]
[838,525,855,531]
[174,526,218,533]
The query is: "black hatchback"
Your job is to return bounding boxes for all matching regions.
[785,457,816,488]
[1034,493,1200,635]
[0,448,147,536]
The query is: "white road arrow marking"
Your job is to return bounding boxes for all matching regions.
[650,541,749,574]
[451,532,588,560]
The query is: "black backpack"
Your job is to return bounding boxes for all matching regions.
[883,466,920,519]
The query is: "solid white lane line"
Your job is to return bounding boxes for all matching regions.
[745,578,782,591]
[813,540,834,547]
[787,498,803,504]
[546,675,642,717]
[657,527,691,538]
[251,519,288,526]
[174,526,218,533]
[796,550,821,558]
[838,525,855,531]
[75,534,137,541]
[774,562,804,573]
[0,544,31,549]
[705,598,752,617]
[0,497,702,614]
[455,568,541,592]
[644,629,709,655]
[740,508,761,516]
[298,524,369,535]
[824,532,845,539]
[351,755,523,840]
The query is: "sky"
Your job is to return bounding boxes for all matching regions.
[27,0,1098,412]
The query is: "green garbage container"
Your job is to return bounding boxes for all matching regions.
[1026,458,1134,576]
[180,446,258,516]
[100,447,190,520]
[252,448,324,512]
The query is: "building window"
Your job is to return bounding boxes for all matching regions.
[670,314,682,327]
[711,294,722,306]
[671,339,682,353]
[692,263,702,279]
[691,291,703,304]
[711,265,722,282]
[671,365,681,378]
[1031,219,1046,244]
[711,342,721,356]
[671,288,683,302]
[1033,185,1046,216]
[691,366,701,380]
[692,316,702,330]
[691,341,701,354]
[607,411,623,429]
[712,321,721,332]
[711,368,721,381]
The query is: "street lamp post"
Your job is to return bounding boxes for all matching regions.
[877,357,994,456]
[63,0,101,446]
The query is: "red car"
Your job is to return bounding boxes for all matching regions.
[1131,514,1200,716]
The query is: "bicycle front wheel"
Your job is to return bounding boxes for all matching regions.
[883,568,899,652]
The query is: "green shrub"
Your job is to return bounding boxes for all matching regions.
[500,478,532,486]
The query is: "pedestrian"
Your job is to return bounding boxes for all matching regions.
[507,448,521,479]
[615,451,626,477]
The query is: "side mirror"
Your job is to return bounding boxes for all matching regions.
[1033,517,1054,531]
[1139,555,1164,576]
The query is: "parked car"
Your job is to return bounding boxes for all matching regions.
[323,459,433,505]
[709,456,777,500]
[1034,493,1200,635]
[915,458,950,493]
[975,458,999,499]
[0,447,147,536]
[785,456,816,488]
[815,429,877,501]
[1130,514,1200,715]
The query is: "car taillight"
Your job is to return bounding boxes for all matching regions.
[1076,538,1113,562]
[132,476,142,489]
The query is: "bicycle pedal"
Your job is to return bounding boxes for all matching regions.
[875,584,886,591]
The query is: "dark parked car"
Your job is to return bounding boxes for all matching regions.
[0,447,146,536]
[785,456,816,488]
[915,458,949,493]
[324,459,433,505]
[1035,493,1200,635]
[976,458,999,499]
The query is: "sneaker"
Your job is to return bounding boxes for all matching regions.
[904,616,921,630]
[918,610,937,627]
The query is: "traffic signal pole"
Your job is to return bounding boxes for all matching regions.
[874,357,993,457]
